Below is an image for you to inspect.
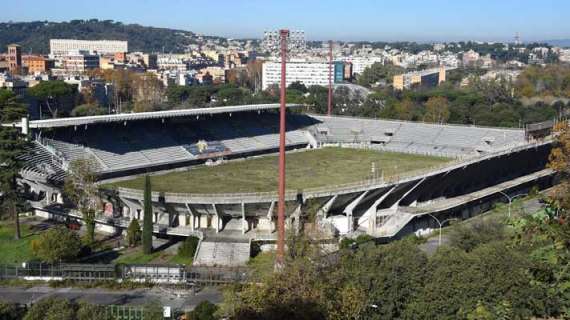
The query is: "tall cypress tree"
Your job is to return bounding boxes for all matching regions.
[142,175,153,254]
[0,89,28,240]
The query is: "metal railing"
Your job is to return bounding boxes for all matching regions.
[0,263,250,286]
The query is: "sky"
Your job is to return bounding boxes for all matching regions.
[2,0,569,42]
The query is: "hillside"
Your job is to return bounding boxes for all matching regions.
[0,19,221,54]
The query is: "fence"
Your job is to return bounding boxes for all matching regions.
[0,263,250,286]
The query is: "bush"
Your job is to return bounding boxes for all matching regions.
[448,219,506,252]
[31,226,82,263]
[187,301,219,320]
[0,302,26,320]
[178,236,199,258]
[24,297,75,320]
[143,300,164,320]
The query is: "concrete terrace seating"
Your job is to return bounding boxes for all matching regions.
[311,115,527,157]
[39,112,314,173]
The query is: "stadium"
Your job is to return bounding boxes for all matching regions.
[16,103,555,266]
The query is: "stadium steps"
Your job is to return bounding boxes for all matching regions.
[193,240,250,267]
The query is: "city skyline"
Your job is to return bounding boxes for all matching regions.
[2,0,569,42]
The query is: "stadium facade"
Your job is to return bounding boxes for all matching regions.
[13,104,554,248]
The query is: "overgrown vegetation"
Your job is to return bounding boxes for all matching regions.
[107,148,450,193]
[31,226,82,263]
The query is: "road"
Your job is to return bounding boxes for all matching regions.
[0,286,222,311]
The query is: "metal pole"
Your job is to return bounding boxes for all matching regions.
[276,29,289,267]
[328,40,333,116]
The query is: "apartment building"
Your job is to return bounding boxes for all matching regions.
[62,51,100,74]
[23,55,54,74]
[262,59,331,89]
[393,66,447,90]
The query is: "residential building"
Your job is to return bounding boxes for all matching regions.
[23,55,54,74]
[393,66,448,90]
[262,59,330,89]
[462,49,480,66]
[62,51,100,74]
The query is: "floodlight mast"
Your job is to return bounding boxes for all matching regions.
[276,29,289,267]
[328,40,333,116]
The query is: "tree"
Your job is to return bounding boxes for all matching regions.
[288,81,308,93]
[424,96,450,124]
[63,158,99,244]
[178,236,199,259]
[126,218,142,247]
[448,219,506,252]
[70,104,107,117]
[28,80,75,118]
[31,226,81,263]
[187,301,219,320]
[394,98,414,121]
[357,62,404,87]
[142,175,153,254]
[143,300,164,320]
[0,302,26,320]
[0,89,29,240]
[131,73,165,112]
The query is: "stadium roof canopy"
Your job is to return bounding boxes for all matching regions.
[10,104,302,129]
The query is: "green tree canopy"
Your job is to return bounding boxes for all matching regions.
[28,80,76,118]
[31,226,82,263]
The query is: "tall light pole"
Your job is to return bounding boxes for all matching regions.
[497,191,527,218]
[262,29,305,267]
[276,29,289,267]
[426,214,458,246]
[327,40,333,116]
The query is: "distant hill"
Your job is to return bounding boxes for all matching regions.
[544,39,570,48]
[0,19,221,54]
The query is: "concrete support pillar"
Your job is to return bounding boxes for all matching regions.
[362,187,395,235]
[319,195,337,219]
[241,202,247,234]
[343,191,369,234]
[293,204,302,233]
[212,204,220,233]
[185,203,194,229]
[267,201,275,233]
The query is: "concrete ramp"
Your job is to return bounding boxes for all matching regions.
[193,240,250,267]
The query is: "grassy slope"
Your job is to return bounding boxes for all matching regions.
[114,247,193,265]
[108,148,450,194]
[0,221,39,264]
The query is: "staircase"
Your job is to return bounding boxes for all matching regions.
[193,240,251,267]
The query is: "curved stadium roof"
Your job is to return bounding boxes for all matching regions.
[8,103,302,129]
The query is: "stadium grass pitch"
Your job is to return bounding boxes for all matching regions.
[107,147,451,194]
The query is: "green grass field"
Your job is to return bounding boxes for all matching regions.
[107,148,451,194]
[0,220,39,264]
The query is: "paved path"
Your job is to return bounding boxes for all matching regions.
[0,286,222,311]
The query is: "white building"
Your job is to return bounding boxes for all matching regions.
[262,60,329,90]
[346,57,385,77]
[50,39,128,56]
[62,51,100,74]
